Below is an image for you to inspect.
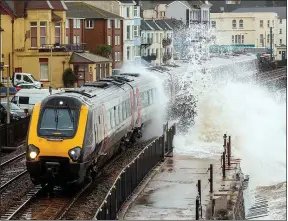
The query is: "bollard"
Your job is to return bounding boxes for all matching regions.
[209,164,213,193]
[228,136,231,166]
[196,196,200,220]
[222,152,226,179]
[223,133,227,153]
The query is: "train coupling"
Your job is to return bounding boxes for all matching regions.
[45,162,60,177]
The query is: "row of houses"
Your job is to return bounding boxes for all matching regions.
[1,0,202,88]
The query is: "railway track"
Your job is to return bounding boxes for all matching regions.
[0,153,27,191]
[1,151,125,220]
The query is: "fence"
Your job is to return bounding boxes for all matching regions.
[0,116,30,148]
[93,123,176,220]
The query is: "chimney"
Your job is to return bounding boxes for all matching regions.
[13,0,26,17]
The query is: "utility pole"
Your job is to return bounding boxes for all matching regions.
[270,27,273,61]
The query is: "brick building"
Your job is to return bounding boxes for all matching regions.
[65,2,124,70]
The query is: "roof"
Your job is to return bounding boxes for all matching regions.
[69,52,112,64]
[66,2,123,19]
[145,20,162,30]
[26,1,53,10]
[141,20,153,31]
[49,1,68,11]
[155,20,172,30]
[0,0,16,17]
[163,19,184,30]
[168,1,192,9]
[232,7,286,19]
[52,12,62,21]
[117,0,135,4]
[139,0,173,10]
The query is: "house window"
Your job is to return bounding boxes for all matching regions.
[133,25,139,37]
[126,7,130,18]
[65,36,69,44]
[108,19,111,28]
[85,20,94,29]
[232,35,234,44]
[127,25,131,40]
[260,20,263,27]
[55,23,61,44]
[267,20,270,27]
[66,19,69,29]
[118,36,120,45]
[106,63,110,76]
[239,19,243,28]
[161,11,165,17]
[280,39,282,44]
[241,35,244,44]
[118,52,120,61]
[279,51,281,54]
[118,20,121,28]
[127,46,130,60]
[115,35,117,45]
[260,34,264,46]
[279,29,282,34]
[108,36,111,45]
[134,6,138,17]
[39,58,48,81]
[73,19,81,29]
[211,21,216,28]
[267,34,270,43]
[135,46,140,56]
[30,22,37,48]
[40,22,46,47]
[232,19,236,29]
[280,19,282,24]
[272,20,274,27]
[156,48,158,58]
[73,35,80,44]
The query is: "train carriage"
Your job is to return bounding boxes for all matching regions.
[26,73,158,189]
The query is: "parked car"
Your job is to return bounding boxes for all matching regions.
[12,73,42,88]
[0,102,27,123]
[15,83,40,92]
[11,88,61,113]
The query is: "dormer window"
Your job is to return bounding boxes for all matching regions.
[85,20,94,29]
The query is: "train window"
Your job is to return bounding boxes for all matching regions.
[147,91,151,105]
[115,106,119,125]
[119,104,122,122]
[109,109,114,129]
[107,110,111,130]
[125,100,130,116]
[122,102,126,120]
[98,115,101,124]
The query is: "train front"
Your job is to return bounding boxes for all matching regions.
[26,95,90,188]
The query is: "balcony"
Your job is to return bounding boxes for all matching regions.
[142,53,157,62]
[141,38,153,45]
[162,38,172,47]
[38,43,87,53]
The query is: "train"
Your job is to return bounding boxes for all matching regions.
[26,73,158,190]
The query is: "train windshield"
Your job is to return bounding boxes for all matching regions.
[38,108,78,137]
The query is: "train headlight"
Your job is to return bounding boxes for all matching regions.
[68,147,81,162]
[28,144,40,160]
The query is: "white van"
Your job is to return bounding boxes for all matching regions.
[13,73,42,88]
[11,89,61,113]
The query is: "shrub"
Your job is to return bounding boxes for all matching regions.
[62,68,77,88]
[92,45,112,58]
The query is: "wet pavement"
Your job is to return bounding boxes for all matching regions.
[124,154,222,220]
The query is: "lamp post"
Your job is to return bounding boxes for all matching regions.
[50,46,52,89]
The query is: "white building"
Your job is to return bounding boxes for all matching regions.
[140,19,173,65]
[232,7,286,60]
[210,12,281,58]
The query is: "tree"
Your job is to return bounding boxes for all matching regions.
[62,68,77,88]
[92,45,112,58]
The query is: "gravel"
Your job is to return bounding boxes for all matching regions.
[0,173,34,216]
[61,139,155,220]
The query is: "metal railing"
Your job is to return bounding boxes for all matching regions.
[38,43,87,53]
[0,116,30,148]
[93,124,176,220]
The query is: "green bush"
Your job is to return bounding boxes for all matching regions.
[62,68,77,88]
[92,45,112,58]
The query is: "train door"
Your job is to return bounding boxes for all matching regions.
[95,107,104,143]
